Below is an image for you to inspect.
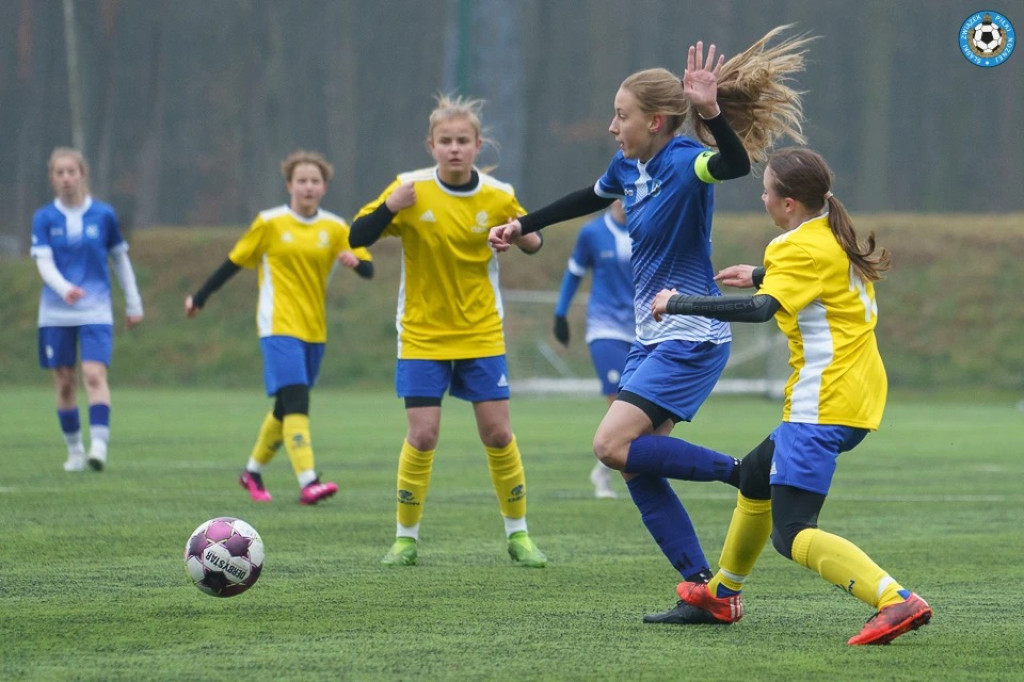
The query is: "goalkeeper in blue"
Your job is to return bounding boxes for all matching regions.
[651,146,932,645]
[552,200,633,499]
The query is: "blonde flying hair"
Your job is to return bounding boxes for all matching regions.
[427,94,499,171]
[768,146,891,282]
[620,25,815,163]
[280,150,334,182]
[48,147,90,194]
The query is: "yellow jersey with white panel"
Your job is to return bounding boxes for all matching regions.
[354,167,526,360]
[759,214,887,429]
[228,205,371,342]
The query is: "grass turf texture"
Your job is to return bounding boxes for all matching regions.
[1,388,1021,680]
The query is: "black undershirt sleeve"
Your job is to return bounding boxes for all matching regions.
[518,187,613,235]
[702,113,752,181]
[353,260,374,279]
[349,203,395,248]
[192,259,241,308]
[664,293,780,323]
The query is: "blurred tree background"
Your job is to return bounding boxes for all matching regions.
[1,0,1020,253]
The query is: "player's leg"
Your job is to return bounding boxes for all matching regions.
[456,356,545,567]
[79,324,114,471]
[769,423,932,645]
[382,359,447,566]
[259,337,336,504]
[240,404,283,502]
[587,339,628,499]
[40,326,85,471]
[676,436,775,624]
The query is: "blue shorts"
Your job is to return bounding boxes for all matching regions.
[618,339,730,422]
[38,325,113,368]
[769,422,869,495]
[259,336,325,396]
[396,356,510,403]
[588,338,630,396]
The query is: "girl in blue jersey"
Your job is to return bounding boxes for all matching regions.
[652,147,931,645]
[31,148,144,473]
[490,29,813,619]
[185,150,373,506]
[552,200,633,499]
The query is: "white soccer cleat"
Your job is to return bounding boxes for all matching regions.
[590,462,618,499]
[63,449,86,472]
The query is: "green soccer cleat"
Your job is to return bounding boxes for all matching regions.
[507,531,547,568]
[381,537,417,566]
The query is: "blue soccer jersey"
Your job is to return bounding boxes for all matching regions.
[557,210,635,344]
[595,137,730,346]
[30,197,126,327]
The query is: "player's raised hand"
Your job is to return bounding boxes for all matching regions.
[384,182,417,212]
[488,219,523,253]
[683,41,724,119]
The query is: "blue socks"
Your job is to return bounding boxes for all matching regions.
[626,474,709,580]
[624,434,738,483]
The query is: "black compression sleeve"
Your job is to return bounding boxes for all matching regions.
[192,259,241,308]
[353,260,374,279]
[664,293,780,322]
[702,113,751,181]
[349,203,394,248]
[518,187,613,235]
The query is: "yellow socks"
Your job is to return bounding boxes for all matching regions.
[396,440,435,529]
[250,412,283,466]
[708,493,773,595]
[485,436,527,520]
[282,414,314,475]
[791,528,905,609]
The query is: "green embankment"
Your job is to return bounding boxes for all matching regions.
[2,213,1022,392]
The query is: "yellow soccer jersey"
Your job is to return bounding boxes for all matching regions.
[228,205,371,342]
[354,167,525,360]
[759,214,887,429]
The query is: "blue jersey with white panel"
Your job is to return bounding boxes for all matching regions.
[30,197,126,326]
[595,137,730,345]
[559,211,635,344]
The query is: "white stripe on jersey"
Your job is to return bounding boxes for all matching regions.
[257,255,275,337]
[789,300,832,422]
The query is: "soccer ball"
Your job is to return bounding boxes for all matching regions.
[184,517,264,597]
[972,22,1003,55]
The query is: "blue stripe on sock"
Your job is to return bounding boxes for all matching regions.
[57,408,80,434]
[89,403,110,427]
[626,474,708,580]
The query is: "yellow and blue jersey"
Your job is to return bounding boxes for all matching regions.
[228,205,371,343]
[759,214,886,429]
[354,167,525,360]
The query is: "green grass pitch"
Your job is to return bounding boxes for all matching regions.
[1,387,1021,680]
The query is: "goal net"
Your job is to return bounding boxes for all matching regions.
[502,289,789,398]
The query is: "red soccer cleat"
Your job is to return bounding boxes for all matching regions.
[848,593,932,645]
[675,581,744,624]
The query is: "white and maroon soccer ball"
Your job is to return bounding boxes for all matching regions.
[184,517,264,597]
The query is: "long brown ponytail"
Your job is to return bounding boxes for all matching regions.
[768,147,891,281]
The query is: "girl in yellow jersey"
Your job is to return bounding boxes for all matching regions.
[350,95,546,567]
[652,147,932,645]
[185,150,373,505]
